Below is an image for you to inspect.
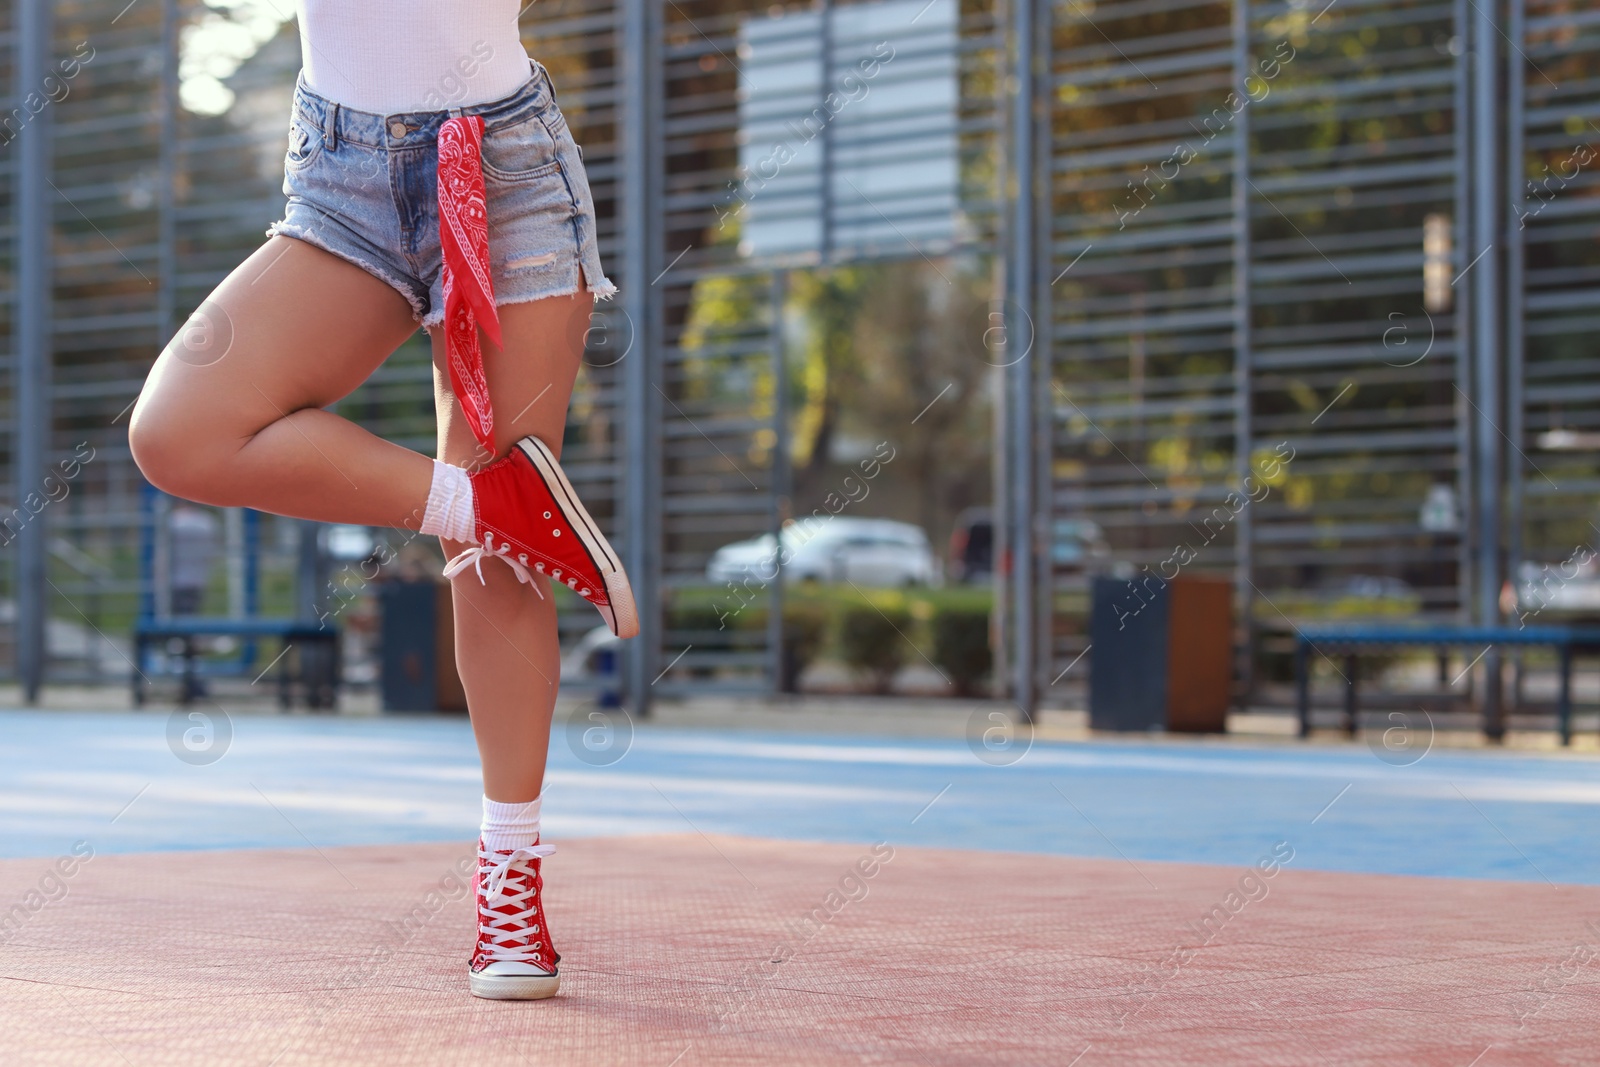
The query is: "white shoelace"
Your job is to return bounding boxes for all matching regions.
[478,842,558,966]
[443,532,544,598]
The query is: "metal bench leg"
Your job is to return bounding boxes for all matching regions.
[1559,643,1573,747]
[307,638,328,710]
[1344,654,1359,738]
[1485,650,1505,742]
[132,637,145,708]
[279,640,293,710]
[1295,639,1310,738]
[181,638,198,706]
[329,635,341,710]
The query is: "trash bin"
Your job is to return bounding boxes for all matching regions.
[379,579,467,712]
[1089,574,1232,732]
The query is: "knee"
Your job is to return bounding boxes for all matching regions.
[128,399,229,503]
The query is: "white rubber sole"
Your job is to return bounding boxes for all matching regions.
[516,435,640,640]
[468,969,561,1000]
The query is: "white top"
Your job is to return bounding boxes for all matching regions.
[295,1,532,115]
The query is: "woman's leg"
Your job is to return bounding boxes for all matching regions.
[135,231,598,799]
[135,232,593,800]
[129,236,433,524]
[431,290,592,803]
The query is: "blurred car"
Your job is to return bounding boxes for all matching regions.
[1313,575,1422,616]
[706,517,937,587]
[1515,557,1600,615]
[1053,518,1110,567]
[1320,575,1414,602]
[949,507,1109,583]
[560,624,624,707]
[562,623,622,680]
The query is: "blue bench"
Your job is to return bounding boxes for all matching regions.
[133,617,340,709]
[1293,624,1600,745]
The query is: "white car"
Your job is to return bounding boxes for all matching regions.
[706,517,938,588]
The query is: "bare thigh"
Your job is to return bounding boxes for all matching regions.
[130,236,422,512]
[431,292,593,472]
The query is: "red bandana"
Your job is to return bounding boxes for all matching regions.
[437,115,501,455]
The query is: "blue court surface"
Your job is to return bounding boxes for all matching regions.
[3,707,1597,884]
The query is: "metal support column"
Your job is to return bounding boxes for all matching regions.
[296,521,324,624]
[1004,0,1040,718]
[621,0,659,715]
[1470,0,1505,738]
[1452,0,1474,626]
[243,509,260,666]
[818,0,834,264]
[1231,0,1255,706]
[1505,0,1526,637]
[1030,0,1055,706]
[13,0,53,703]
[158,0,178,347]
[767,271,790,694]
[138,485,158,642]
[243,510,260,617]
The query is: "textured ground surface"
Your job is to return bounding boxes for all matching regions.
[5,706,1600,1064]
[4,836,1599,1067]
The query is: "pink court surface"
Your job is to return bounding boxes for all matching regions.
[3,834,1596,1066]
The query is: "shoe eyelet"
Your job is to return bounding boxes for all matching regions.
[552,528,561,537]
[543,511,552,519]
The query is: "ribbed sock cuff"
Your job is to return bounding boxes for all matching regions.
[481,793,543,852]
[419,459,475,543]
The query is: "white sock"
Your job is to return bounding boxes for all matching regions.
[419,459,475,542]
[481,794,543,852]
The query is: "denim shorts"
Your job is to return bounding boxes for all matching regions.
[267,60,615,329]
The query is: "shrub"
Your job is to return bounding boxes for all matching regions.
[667,601,737,635]
[839,604,909,694]
[665,601,736,679]
[781,602,831,692]
[932,607,992,696]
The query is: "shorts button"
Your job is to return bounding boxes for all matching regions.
[389,121,408,138]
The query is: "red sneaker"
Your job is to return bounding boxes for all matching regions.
[469,837,561,1000]
[445,434,639,639]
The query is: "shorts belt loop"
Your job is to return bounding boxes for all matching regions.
[323,102,339,151]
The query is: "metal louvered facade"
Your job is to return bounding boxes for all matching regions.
[1035,0,1593,714]
[1511,0,1600,593]
[6,0,1600,715]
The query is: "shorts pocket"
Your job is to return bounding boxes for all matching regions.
[480,111,565,183]
[284,113,325,172]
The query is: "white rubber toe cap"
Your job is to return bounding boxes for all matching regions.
[469,961,560,1000]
